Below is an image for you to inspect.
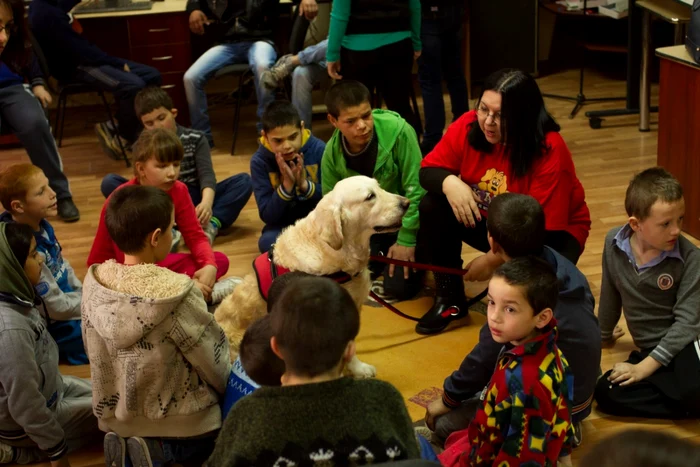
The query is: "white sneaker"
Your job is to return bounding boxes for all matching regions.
[210,276,243,305]
[203,221,219,246]
[0,442,14,464]
[170,228,182,253]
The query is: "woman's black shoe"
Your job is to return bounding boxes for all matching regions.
[415,296,469,335]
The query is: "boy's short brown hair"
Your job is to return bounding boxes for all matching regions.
[239,315,285,386]
[487,193,545,258]
[492,256,559,316]
[132,128,184,178]
[270,276,359,377]
[625,167,683,220]
[105,185,174,254]
[324,80,371,119]
[134,86,174,118]
[0,163,44,212]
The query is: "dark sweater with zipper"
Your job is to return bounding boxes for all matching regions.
[442,247,601,422]
[206,377,420,466]
[185,0,280,43]
[28,0,126,80]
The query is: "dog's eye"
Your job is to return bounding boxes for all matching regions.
[366,192,375,201]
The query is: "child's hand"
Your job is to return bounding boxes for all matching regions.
[194,265,217,301]
[602,325,625,348]
[194,280,212,302]
[275,152,297,194]
[386,243,415,279]
[32,85,53,108]
[463,252,502,283]
[608,357,661,386]
[291,153,308,193]
[195,201,213,226]
[425,398,452,431]
[123,63,131,73]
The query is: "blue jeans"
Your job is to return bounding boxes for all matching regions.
[101,173,252,230]
[186,173,253,229]
[417,8,469,152]
[184,41,277,145]
[74,60,162,143]
[292,39,329,128]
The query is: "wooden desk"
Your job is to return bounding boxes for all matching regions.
[75,0,192,124]
[656,45,700,238]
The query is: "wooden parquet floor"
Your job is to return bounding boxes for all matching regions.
[1,68,699,466]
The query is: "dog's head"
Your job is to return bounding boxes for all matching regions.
[315,176,409,250]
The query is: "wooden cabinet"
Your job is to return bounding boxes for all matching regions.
[80,11,192,125]
[656,46,700,239]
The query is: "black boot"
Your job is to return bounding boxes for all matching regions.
[416,273,469,335]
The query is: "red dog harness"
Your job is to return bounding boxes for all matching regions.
[253,246,355,301]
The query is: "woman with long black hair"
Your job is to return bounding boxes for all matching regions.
[0,0,79,221]
[416,69,591,334]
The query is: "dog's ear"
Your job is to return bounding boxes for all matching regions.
[318,204,344,250]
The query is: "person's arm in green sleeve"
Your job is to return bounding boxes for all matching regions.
[321,146,343,195]
[409,0,421,52]
[326,0,351,63]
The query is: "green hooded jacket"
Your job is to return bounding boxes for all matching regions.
[321,109,426,247]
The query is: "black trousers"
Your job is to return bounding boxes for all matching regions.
[595,342,700,419]
[417,192,583,269]
[340,38,421,136]
[370,232,424,301]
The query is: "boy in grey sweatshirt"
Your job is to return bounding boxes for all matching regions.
[595,167,700,419]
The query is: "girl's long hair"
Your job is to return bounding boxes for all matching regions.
[0,0,31,73]
[468,69,561,179]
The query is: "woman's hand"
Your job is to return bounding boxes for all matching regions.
[327,61,343,80]
[442,175,482,227]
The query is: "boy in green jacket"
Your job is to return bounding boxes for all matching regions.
[321,80,426,302]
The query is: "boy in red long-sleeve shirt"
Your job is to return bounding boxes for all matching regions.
[87,128,239,304]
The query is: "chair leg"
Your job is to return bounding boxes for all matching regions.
[231,72,246,155]
[58,91,69,148]
[99,91,131,167]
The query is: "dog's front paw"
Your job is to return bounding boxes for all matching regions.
[347,356,376,379]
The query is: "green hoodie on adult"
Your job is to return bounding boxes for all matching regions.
[321,109,426,247]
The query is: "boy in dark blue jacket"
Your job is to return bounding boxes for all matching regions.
[424,193,600,449]
[28,0,161,158]
[251,101,325,252]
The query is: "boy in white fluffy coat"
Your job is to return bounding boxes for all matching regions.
[81,185,231,467]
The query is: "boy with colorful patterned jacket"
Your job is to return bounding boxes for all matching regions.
[439,257,574,467]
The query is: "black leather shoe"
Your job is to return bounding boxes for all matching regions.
[415,296,469,335]
[57,198,80,223]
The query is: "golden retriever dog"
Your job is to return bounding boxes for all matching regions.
[214,176,409,378]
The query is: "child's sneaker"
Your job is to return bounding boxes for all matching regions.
[104,432,128,467]
[170,228,182,253]
[260,54,295,89]
[211,276,244,305]
[126,437,165,467]
[0,442,14,464]
[203,220,219,246]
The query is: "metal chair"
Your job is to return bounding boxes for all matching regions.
[31,35,130,166]
[212,63,252,155]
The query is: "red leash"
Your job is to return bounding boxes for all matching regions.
[367,256,486,322]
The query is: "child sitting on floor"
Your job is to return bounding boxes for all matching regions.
[595,167,700,419]
[0,222,96,466]
[251,100,325,253]
[221,272,306,418]
[82,185,231,467]
[100,86,253,245]
[0,163,87,364]
[438,257,574,467]
[207,276,420,466]
[87,128,239,304]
